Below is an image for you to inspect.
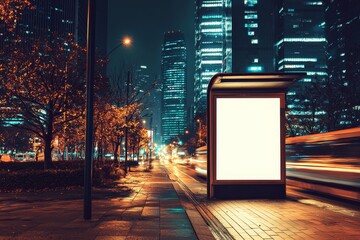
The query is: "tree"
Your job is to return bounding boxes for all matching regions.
[298,80,327,134]
[194,112,207,146]
[105,68,155,171]
[0,0,33,32]
[0,35,87,168]
[128,116,149,161]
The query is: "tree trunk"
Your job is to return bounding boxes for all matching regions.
[113,142,119,164]
[99,139,103,161]
[44,106,54,169]
[44,134,53,169]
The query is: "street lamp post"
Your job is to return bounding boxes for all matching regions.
[84,0,96,220]
[84,2,132,218]
[124,70,130,173]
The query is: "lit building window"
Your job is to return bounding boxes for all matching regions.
[247,66,263,72]
[244,14,258,19]
[202,3,223,8]
[202,60,223,64]
[200,21,223,26]
[245,23,258,28]
[284,64,305,69]
[201,28,223,33]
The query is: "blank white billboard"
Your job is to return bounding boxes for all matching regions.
[216,98,281,181]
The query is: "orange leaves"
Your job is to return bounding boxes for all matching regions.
[0,0,33,31]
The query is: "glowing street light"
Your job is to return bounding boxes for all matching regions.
[122,36,132,46]
[106,36,132,58]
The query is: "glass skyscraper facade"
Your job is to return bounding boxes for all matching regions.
[194,0,225,116]
[325,0,360,128]
[195,0,276,115]
[161,31,187,144]
[227,0,276,73]
[276,0,327,135]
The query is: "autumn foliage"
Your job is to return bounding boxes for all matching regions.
[0,0,33,31]
[0,1,151,171]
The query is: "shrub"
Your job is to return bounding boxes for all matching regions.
[0,160,122,192]
[0,169,83,192]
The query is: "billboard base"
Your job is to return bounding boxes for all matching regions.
[212,184,286,199]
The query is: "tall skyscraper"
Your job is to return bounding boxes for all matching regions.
[132,65,162,145]
[325,0,360,128]
[151,75,163,146]
[161,31,187,144]
[276,0,327,135]
[194,0,225,116]
[226,0,276,73]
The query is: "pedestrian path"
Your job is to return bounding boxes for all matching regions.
[0,161,206,240]
[165,162,360,240]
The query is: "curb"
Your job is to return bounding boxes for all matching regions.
[164,165,234,240]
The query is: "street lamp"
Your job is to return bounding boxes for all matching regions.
[122,36,132,46]
[84,17,132,219]
[106,36,132,58]
[197,119,202,142]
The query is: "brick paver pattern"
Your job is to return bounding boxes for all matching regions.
[0,161,198,240]
[166,162,360,240]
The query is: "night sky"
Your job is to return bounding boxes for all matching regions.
[107,0,195,86]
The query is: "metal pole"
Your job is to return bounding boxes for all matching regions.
[84,0,96,220]
[124,70,130,173]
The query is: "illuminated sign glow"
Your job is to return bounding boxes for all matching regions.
[216,98,281,180]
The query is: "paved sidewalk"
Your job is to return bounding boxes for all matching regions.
[0,161,209,240]
[165,162,360,240]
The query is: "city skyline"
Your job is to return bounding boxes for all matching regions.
[1,0,359,142]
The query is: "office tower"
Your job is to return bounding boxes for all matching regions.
[325,0,360,128]
[134,65,161,143]
[132,65,162,147]
[152,75,163,146]
[223,0,232,72]
[194,0,225,116]
[226,0,276,73]
[161,31,187,144]
[134,65,151,95]
[276,0,327,135]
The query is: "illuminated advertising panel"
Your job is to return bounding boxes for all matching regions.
[216,97,281,181]
[207,73,304,199]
